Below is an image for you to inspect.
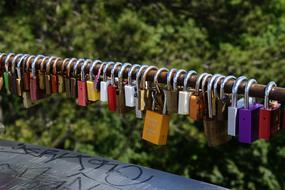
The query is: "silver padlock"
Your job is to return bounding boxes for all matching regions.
[227,76,247,136]
[177,70,196,115]
[124,64,140,107]
[100,62,114,102]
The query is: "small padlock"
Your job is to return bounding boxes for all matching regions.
[77,59,91,106]
[125,64,140,107]
[134,65,148,118]
[58,58,69,93]
[45,57,57,95]
[30,55,45,101]
[189,73,208,120]
[107,62,122,112]
[100,62,114,102]
[51,58,61,94]
[204,74,229,147]
[3,53,15,94]
[23,55,35,91]
[227,76,247,136]
[117,63,132,113]
[238,79,263,143]
[153,68,169,113]
[140,66,158,111]
[87,60,102,101]
[259,82,281,140]
[143,80,170,145]
[10,54,24,95]
[164,69,179,114]
[15,54,30,96]
[64,58,77,97]
[71,59,85,98]
[178,70,196,115]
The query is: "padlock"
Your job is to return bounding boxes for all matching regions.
[189,73,208,120]
[227,76,247,136]
[124,64,140,107]
[3,53,15,94]
[140,66,158,111]
[64,58,77,97]
[0,53,5,91]
[259,82,281,140]
[58,58,69,93]
[30,55,45,101]
[10,54,23,95]
[15,54,30,96]
[204,74,229,147]
[51,58,61,94]
[117,63,132,113]
[178,70,196,115]
[87,60,102,101]
[77,59,91,106]
[238,79,263,143]
[107,62,122,112]
[45,57,57,95]
[0,77,3,91]
[143,81,170,145]
[100,62,114,102]
[134,65,148,118]
[23,55,35,91]
[153,68,169,113]
[71,59,85,98]
[215,76,236,121]
[165,68,178,114]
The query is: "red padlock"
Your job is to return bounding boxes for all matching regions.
[259,82,281,140]
[107,62,122,112]
[51,58,60,94]
[77,59,91,107]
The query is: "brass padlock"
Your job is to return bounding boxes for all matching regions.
[134,65,148,118]
[15,54,31,96]
[87,60,103,101]
[45,57,57,95]
[140,66,158,111]
[11,54,25,95]
[65,58,77,97]
[143,71,171,145]
[23,55,35,91]
[204,74,229,147]
[164,69,178,114]
[58,58,70,93]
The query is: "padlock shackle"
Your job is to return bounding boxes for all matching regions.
[32,55,45,78]
[4,53,15,72]
[135,65,148,91]
[167,68,177,91]
[264,81,277,109]
[201,74,212,93]
[154,68,169,84]
[45,56,57,75]
[80,59,92,81]
[213,75,225,99]
[73,59,85,77]
[195,73,208,93]
[207,74,222,118]
[52,57,62,75]
[89,60,102,81]
[95,62,106,82]
[118,63,132,81]
[66,58,77,78]
[40,56,50,72]
[244,79,257,109]
[127,64,140,85]
[11,54,24,74]
[183,70,197,91]
[141,66,158,90]
[220,75,236,101]
[231,76,247,107]
[16,54,30,79]
[103,62,114,81]
[173,69,186,91]
[111,62,122,85]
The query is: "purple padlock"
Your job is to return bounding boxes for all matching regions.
[238,79,263,143]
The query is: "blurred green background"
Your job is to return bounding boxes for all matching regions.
[1,1,285,189]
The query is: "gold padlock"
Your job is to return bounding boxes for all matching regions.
[143,68,171,145]
[0,77,3,91]
[87,60,102,101]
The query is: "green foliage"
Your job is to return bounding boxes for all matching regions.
[1,0,285,189]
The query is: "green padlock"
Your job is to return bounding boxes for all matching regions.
[3,72,11,94]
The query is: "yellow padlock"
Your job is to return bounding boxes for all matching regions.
[87,60,102,102]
